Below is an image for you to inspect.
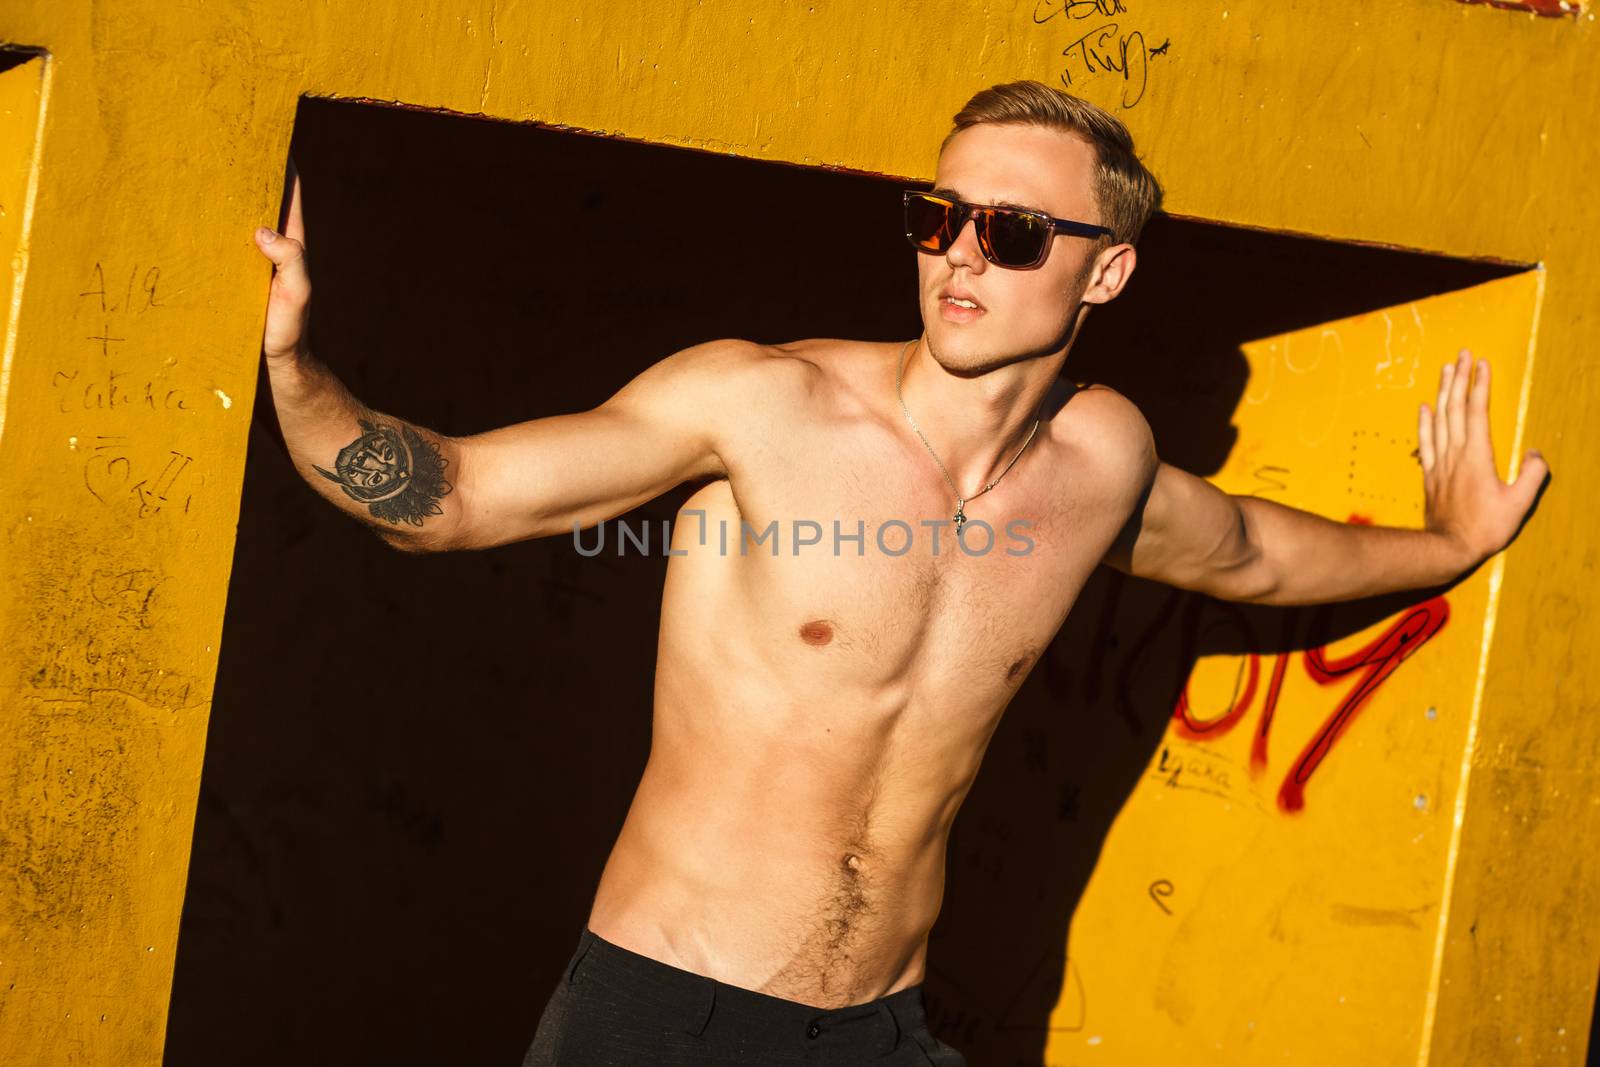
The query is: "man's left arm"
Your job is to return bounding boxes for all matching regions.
[1104,351,1550,606]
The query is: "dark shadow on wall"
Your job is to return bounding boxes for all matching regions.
[1589,970,1600,1066]
[0,45,50,74]
[164,97,1517,1067]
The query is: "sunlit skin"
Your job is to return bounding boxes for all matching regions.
[254,123,1548,1012]
[906,123,1137,497]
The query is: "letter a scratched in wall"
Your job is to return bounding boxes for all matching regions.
[1046,269,1543,1066]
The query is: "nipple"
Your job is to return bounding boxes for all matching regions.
[799,620,834,646]
[1005,649,1037,683]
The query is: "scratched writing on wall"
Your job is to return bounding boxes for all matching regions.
[1032,0,1171,109]
[65,262,201,518]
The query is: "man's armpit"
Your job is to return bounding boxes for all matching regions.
[1102,467,1156,572]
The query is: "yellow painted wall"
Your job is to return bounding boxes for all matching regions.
[0,53,46,446]
[1051,272,1541,1063]
[0,2,1594,1064]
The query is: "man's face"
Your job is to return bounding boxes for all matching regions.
[918,123,1122,374]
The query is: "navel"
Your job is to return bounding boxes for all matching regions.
[799,620,834,646]
[1005,652,1036,683]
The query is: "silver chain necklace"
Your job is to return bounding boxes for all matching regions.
[895,339,1040,532]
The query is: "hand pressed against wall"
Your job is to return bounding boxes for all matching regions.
[1417,350,1549,566]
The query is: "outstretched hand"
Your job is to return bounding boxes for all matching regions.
[255,162,310,364]
[1418,350,1548,566]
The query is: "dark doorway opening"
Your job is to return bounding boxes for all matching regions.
[0,46,48,75]
[165,96,1519,1066]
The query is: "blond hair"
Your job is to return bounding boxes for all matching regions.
[943,81,1162,246]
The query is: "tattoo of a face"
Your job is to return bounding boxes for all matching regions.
[315,420,452,526]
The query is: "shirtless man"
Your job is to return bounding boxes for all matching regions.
[252,82,1547,1065]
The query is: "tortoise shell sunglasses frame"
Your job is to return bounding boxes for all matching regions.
[902,190,1115,270]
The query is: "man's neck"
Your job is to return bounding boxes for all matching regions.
[896,334,1073,493]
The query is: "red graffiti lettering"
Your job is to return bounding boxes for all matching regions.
[1167,594,1449,812]
[1279,597,1450,812]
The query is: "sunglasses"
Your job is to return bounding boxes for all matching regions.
[902,190,1114,269]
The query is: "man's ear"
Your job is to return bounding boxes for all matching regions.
[1081,242,1137,306]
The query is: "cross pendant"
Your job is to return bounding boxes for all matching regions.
[953,502,967,532]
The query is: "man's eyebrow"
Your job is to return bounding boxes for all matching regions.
[929,186,1049,215]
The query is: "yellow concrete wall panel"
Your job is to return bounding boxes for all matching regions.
[1429,764,1600,1064]
[0,54,46,444]
[1049,271,1542,1065]
[0,1,1594,1063]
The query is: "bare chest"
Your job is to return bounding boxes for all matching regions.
[664,427,1124,700]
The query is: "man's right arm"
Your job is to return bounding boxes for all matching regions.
[255,174,764,553]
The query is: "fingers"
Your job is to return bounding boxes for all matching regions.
[258,158,308,290]
[1433,359,1453,456]
[256,162,312,363]
[1447,348,1471,453]
[1417,402,1435,471]
[1509,449,1550,517]
[1432,352,1497,471]
[254,224,307,273]
[1466,355,1495,465]
[1513,449,1549,490]
[284,163,305,246]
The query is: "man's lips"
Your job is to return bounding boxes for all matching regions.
[938,288,986,323]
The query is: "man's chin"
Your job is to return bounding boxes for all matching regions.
[925,336,1004,376]
[925,314,1077,373]
[924,320,1009,366]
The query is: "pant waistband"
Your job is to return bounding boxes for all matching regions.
[569,928,927,1054]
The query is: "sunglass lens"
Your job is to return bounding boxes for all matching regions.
[981,210,1048,268]
[905,195,957,252]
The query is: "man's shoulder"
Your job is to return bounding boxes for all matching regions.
[1050,382,1158,489]
[674,336,899,414]
[666,337,789,374]
[667,338,822,394]
[1053,383,1152,450]
[637,339,821,426]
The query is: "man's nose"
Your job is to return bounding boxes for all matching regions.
[945,217,987,272]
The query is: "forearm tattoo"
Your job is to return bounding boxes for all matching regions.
[314,419,452,526]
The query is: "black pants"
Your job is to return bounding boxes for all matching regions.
[523,929,966,1065]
